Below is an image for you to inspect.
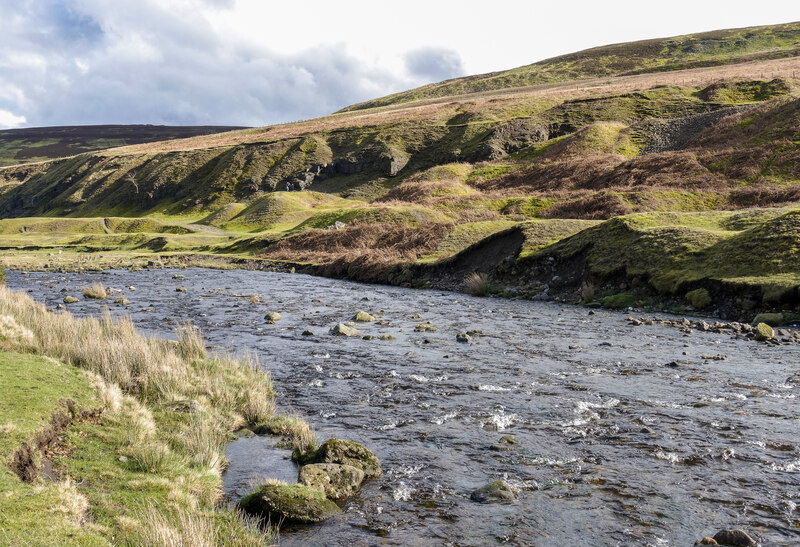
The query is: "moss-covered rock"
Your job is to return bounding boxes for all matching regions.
[754,322,774,341]
[62,295,79,304]
[265,311,282,323]
[329,323,361,337]
[469,480,516,503]
[298,463,365,499]
[352,311,375,322]
[751,312,784,327]
[686,288,711,309]
[380,334,396,341]
[309,438,382,478]
[239,483,341,524]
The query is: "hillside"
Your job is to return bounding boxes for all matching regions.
[0,124,247,167]
[341,21,800,111]
[2,22,800,320]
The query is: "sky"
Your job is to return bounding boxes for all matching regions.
[0,0,797,129]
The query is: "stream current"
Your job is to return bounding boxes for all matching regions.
[7,268,800,546]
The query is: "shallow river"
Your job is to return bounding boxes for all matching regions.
[7,268,800,546]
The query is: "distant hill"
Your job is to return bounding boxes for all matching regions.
[0,124,247,166]
[340,21,800,112]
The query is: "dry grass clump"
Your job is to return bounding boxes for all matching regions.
[264,221,451,267]
[82,282,108,299]
[131,504,275,547]
[463,272,490,296]
[0,314,34,348]
[542,192,633,220]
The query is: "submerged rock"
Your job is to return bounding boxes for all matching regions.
[309,438,382,478]
[470,480,515,503]
[298,463,365,499]
[712,529,757,546]
[353,311,375,322]
[330,323,361,337]
[265,312,282,323]
[239,483,340,524]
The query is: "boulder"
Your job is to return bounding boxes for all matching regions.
[751,312,783,327]
[754,322,774,341]
[470,480,515,503]
[310,439,381,478]
[298,463,365,499]
[330,323,361,337]
[353,311,375,322]
[239,483,340,524]
[265,312,282,323]
[712,529,757,546]
[456,333,472,343]
[63,296,79,304]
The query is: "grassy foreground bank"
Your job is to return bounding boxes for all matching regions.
[0,285,312,545]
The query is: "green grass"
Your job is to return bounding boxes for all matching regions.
[0,352,108,545]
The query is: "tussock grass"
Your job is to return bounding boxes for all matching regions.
[463,272,490,296]
[82,282,108,300]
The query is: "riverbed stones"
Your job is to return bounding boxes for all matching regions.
[265,312,281,324]
[63,296,78,304]
[298,463,365,499]
[330,323,361,337]
[239,483,340,524]
[456,333,471,343]
[353,311,375,322]
[754,322,774,341]
[310,438,382,478]
[470,480,515,503]
[711,529,757,546]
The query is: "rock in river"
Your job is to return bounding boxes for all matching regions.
[470,480,515,503]
[712,529,757,546]
[239,483,341,524]
[308,438,382,478]
[298,463,365,499]
[754,322,774,341]
[330,323,361,337]
[353,311,375,322]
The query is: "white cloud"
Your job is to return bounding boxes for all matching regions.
[0,109,26,128]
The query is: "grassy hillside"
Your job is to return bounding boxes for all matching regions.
[341,21,800,111]
[2,22,800,319]
[0,125,247,167]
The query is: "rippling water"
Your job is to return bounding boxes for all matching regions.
[8,268,800,546]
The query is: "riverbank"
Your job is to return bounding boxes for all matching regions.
[0,284,313,545]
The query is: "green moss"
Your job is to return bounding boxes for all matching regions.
[601,291,640,309]
[686,288,712,309]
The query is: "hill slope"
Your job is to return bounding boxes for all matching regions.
[2,22,800,321]
[341,21,800,111]
[0,124,247,167]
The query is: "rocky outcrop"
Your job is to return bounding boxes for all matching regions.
[298,463,365,499]
[304,438,382,478]
[639,106,750,154]
[476,117,550,160]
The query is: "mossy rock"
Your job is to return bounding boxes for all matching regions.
[380,334,396,341]
[470,480,516,503]
[353,311,375,322]
[601,292,638,309]
[63,296,79,304]
[754,322,774,341]
[239,483,341,524]
[329,323,361,337]
[686,288,711,309]
[298,463,365,499]
[751,313,784,327]
[309,439,382,478]
[265,311,282,323]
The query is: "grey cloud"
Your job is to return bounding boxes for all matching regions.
[0,0,422,128]
[404,47,465,82]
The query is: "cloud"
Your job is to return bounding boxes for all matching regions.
[404,47,466,82]
[0,109,26,129]
[0,0,425,127]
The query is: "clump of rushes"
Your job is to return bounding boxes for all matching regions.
[82,282,107,299]
[0,285,310,543]
[463,272,490,296]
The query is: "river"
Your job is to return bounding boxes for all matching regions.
[7,268,799,546]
